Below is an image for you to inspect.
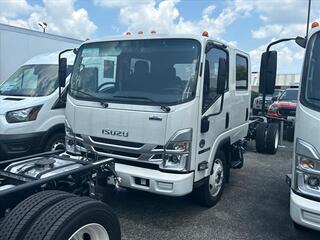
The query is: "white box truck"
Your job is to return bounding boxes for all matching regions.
[0,23,82,84]
[258,21,320,231]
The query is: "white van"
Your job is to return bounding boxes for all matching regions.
[0,52,75,160]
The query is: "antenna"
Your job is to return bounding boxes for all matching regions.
[306,0,311,38]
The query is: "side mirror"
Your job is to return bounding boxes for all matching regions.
[201,117,210,133]
[217,58,227,95]
[272,96,278,101]
[259,51,277,95]
[295,36,306,48]
[58,57,67,88]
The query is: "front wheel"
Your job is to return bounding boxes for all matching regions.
[193,151,226,207]
[45,132,65,152]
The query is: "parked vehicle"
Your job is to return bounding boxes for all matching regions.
[252,89,283,115]
[260,21,320,231]
[61,32,279,206]
[0,52,74,160]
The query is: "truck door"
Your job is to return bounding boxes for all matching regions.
[195,44,229,181]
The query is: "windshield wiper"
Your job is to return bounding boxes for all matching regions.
[70,88,109,108]
[112,95,171,113]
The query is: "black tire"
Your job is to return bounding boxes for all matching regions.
[193,151,226,208]
[255,122,268,153]
[23,196,121,240]
[44,132,65,152]
[265,123,279,154]
[0,190,75,240]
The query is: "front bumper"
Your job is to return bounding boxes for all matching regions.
[0,132,45,160]
[290,190,320,231]
[115,163,194,196]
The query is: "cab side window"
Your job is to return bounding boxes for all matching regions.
[236,54,248,90]
[202,47,228,113]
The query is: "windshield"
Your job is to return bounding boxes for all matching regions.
[70,39,201,105]
[301,32,320,111]
[0,64,60,97]
[279,89,298,101]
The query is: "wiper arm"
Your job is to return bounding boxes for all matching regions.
[70,88,109,108]
[113,95,171,112]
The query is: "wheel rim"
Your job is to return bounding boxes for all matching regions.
[69,223,110,240]
[274,129,279,149]
[209,159,224,197]
[51,139,65,151]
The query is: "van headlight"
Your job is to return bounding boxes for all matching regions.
[293,139,320,197]
[6,105,42,123]
[160,129,192,172]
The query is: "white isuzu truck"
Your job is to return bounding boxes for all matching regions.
[62,32,252,207]
[258,21,320,231]
[0,52,74,160]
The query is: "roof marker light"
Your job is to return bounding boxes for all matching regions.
[202,31,209,37]
[151,30,156,34]
[138,31,143,35]
[311,22,319,28]
[125,32,131,35]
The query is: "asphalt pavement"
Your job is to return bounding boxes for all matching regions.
[104,141,320,240]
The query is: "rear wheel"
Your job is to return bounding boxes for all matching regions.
[265,123,279,154]
[193,151,226,207]
[45,132,65,152]
[23,196,121,240]
[255,122,268,153]
[0,190,75,240]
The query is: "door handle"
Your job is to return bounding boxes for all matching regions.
[225,112,230,129]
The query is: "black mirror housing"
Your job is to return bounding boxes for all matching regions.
[59,57,67,88]
[295,36,306,48]
[217,58,227,95]
[201,117,210,133]
[259,51,277,95]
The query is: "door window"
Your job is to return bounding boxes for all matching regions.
[202,46,228,112]
[236,54,248,90]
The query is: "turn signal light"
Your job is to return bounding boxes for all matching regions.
[311,22,319,28]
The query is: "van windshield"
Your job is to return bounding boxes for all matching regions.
[301,32,320,111]
[0,64,60,97]
[70,39,201,105]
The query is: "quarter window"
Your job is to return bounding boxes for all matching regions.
[236,55,248,90]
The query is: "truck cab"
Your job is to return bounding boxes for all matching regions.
[0,52,74,160]
[63,33,250,207]
[289,25,320,231]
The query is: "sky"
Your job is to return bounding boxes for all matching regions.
[0,0,319,73]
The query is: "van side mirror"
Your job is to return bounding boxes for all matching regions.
[59,57,67,88]
[259,51,277,95]
[217,58,227,95]
[295,36,306,48]
[201,117,210,133]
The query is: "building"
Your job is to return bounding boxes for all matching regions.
[251,72,300,92]
[0,23,82,83]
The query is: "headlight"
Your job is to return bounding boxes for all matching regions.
[294,139,320,197]
[160,129,192,172]
[6,105,42,123]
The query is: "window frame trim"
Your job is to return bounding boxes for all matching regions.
[201,43,229,114]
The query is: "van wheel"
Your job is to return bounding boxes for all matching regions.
[45,132,65,152]
[193,151,226,208]
[265,123,279,154]
[0,191,75,240]
[23,196,121,240]
[255,122,267,153]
